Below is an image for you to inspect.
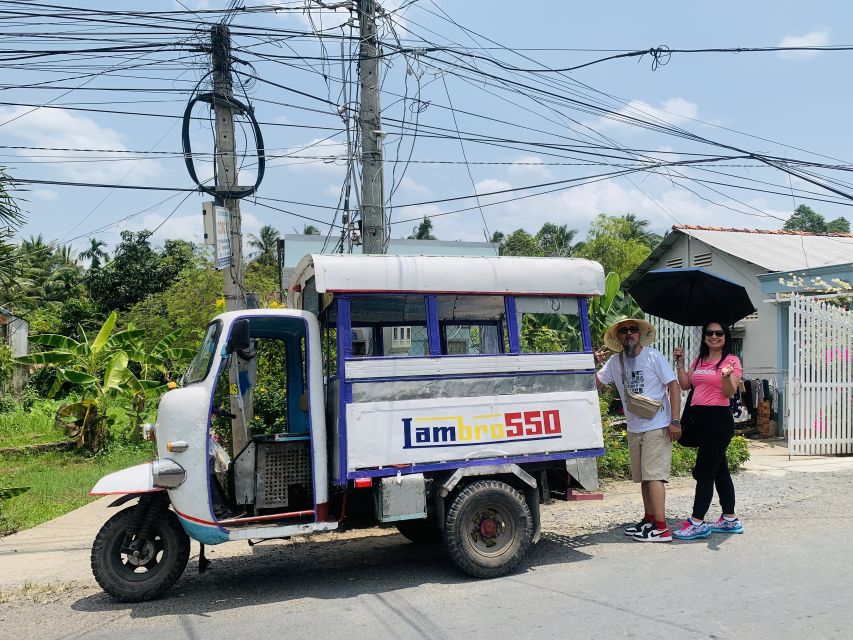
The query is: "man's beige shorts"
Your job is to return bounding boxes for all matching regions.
[627,427,672,483]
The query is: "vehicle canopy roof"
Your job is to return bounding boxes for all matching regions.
[288,254,605,303]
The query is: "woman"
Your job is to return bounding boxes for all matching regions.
[672,321,744,540]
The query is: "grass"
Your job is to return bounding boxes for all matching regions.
[0,400,66,448]
[0,443,154,536]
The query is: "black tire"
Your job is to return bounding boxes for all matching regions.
[444,480,532,579]
[91,505,190,602]
[395,518,443,544]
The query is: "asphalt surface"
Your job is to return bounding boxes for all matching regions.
[2,441,852,639]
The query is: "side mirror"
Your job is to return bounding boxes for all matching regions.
[226,319,250,354]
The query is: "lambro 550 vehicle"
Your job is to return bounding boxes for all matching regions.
[90,254,606,601]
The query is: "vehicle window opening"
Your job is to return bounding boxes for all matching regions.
[516,296,583,353]
[436,295,508,355]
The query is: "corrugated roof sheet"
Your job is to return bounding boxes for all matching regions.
[675,225,853,271]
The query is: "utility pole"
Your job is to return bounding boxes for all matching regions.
[357,0,386,254]
[211,23,249,454]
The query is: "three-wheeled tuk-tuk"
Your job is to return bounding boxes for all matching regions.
[89,254,606,601]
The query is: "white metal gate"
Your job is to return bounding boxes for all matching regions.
[788,294,853,455]
[646,315,702,367]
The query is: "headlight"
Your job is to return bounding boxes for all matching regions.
[151,458,186,489]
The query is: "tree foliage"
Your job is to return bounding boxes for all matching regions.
[248,224,281,266]
[88,231,196,312]
[783,204,851,234]
[407,215,436,240]
[573,214,653,279]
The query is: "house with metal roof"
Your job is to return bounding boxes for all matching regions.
[624,225,853,443]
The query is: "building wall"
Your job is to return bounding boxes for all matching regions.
[651,235,776,375]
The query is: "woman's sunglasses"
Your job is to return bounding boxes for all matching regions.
[704,329,725,337]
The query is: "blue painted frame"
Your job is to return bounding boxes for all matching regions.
[347,447,605,480]
[505,296,520,353]
[335,296,352,485]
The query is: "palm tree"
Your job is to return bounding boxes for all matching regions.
[0,167,24,228]
[248,225,280,265]
[536,222,578,257]
[302,225,320,235]
[619,214,661,248]
[79,237,108,270]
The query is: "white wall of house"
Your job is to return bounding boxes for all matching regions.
[651,235,777,376]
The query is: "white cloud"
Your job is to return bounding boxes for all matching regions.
[508,155,553,179]
[122,209,264,256]
[0,106,163,183]
[398,175,430,195]
[590,97,699,132]
[778,30,830,59]
[426,173,788,243]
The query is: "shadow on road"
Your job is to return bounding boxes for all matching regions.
[70,525,617,618]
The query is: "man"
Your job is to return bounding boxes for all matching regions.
[595,317,681,542]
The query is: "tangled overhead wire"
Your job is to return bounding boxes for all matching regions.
[181,90,266,198]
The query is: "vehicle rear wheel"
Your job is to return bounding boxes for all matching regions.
[444,480,532,579]
[91,504,190,602]
[395,518,442,544]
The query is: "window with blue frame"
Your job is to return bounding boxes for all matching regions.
[347,295,428,357]
[436,295,508,355]
[516,296,584,353]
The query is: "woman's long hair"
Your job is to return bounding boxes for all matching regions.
[698,321,733,369]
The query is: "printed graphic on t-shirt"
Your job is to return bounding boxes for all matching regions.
[628,370,645,395]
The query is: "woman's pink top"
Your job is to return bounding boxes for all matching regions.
[691,354,742,406]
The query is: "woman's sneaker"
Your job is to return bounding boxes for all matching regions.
[624,519,653,536]
[709,515,744,534]
[672,519,711,540]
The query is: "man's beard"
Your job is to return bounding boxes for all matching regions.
[623,343,638,358]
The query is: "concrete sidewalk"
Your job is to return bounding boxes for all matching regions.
[1,440,850,592]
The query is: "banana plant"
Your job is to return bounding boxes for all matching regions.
[15,312,157,450]
[588,271,644,347]
[124,329,195,440]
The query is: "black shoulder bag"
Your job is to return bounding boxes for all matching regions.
[677,386,700,448]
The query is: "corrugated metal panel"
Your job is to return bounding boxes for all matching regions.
[680,228,853,271]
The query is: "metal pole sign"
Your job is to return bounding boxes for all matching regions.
[214,205,231,269]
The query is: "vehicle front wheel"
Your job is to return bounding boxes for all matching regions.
[91,503,190,602]
[444,480,532,579]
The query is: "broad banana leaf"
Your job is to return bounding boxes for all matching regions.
[91,311,117,356]
[103,351,129,391]
[28,334,81,350]
[59,369,99,385]
[15,351,75,365]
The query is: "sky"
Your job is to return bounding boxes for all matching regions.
[2,0,853,259]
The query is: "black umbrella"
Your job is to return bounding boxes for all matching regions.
[628,267,756,327]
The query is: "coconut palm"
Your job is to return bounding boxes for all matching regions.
[248,225,280,265]
[619,214,662,248]
[536,222,578,257]
[79,237,108,270]
[303,225,320,235]
[0,167,23,228]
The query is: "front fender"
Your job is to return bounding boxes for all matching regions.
[90,463,164,496]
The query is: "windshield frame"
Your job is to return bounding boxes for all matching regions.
[182,320,222,385]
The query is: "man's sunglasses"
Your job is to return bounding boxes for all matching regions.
[704,329,725,337]
[617,326,640,334]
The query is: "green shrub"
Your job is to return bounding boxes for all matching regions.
[0,399,66,448]
[598,421,751,480]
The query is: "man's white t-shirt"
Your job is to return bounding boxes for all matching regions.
[597,346,677,433]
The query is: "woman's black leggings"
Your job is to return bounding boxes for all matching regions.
[690,406,736,520]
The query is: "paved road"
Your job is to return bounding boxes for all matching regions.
[2,442,852,639]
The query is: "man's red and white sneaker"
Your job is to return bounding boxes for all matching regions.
[633,525,672,542]
[624,519,653,536]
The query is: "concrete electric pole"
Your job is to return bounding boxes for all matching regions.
[211,23,249,453]
[357,0,386,254]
